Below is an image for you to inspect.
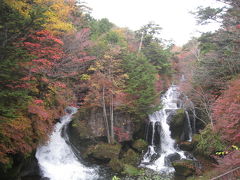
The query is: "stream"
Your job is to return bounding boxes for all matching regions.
[35,86,194,179]
[36,107,99,180]
[140,85,193,173]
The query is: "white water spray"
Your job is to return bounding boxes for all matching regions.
[141,86,192,173]
[36,107,99,180]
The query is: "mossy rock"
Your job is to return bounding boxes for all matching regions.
[179,141,194,151]
[138,169,172,180]
[108,158,124,173]
[132,139,148,153]
[122,149,140,166]
[122,164,142,176]
[172,160,196,177]
[85,143,121,162]
[169,109,185,140]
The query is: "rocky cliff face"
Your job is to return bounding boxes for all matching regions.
[66,107,149,177]
[70,107,134,141]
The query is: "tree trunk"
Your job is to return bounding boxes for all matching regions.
[110,92,114,143]
[138,32,144,54]
[102,86,111,143]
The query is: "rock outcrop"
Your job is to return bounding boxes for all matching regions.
[172,159,197,177]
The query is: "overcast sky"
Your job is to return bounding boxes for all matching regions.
[84,0,225,45]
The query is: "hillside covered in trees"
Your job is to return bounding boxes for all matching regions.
[0,0,239,179]
[172,0,240,178]
[0,0,171,176]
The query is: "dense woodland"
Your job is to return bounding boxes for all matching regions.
[174,0,240,176]
[0,0,239,179]
[0,0,171,167]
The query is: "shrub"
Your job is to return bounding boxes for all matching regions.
[195,125,226,156]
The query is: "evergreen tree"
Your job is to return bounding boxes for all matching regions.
[123,53,159,118]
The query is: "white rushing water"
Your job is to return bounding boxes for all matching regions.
[36,107,99,180]
[141,85,189,173]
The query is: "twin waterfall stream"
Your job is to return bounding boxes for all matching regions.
[36,107,99,180]
[140,85,192,172]
[36,86,194,179]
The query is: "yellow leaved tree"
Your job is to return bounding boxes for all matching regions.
[4,0,74,34]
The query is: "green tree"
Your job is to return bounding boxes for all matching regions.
[123,53,159,118]
[194,0,240,92]
[136,22,172,74]
[89,18,114,40]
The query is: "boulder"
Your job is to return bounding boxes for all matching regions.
[150,153,160,163]
[122,149,140,166]
[164,153,181,166]
[169,109,187,141]
[122,164,142,176]
[108,158,124,173]
[184,152,195,160]
[165,109,177,124]
[179,141,194,151]
[132,139,148,153]
[172,160,196,177]
[85,143,121,163]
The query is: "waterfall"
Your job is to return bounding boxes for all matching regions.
[36,107,99,180]
[140,85,193,173]
[185,111,192,141]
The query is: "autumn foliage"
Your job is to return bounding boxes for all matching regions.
[0,0,173,173]
[0,0,84,166]
[212,78,240,144]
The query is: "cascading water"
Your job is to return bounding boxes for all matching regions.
[36,107,99,180]
[141,85,193,173]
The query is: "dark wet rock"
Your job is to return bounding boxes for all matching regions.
[133,120,148,140]
[172,159,196,177]
[145,121,161,148]
[179,141,194,151]
[146,122,154,144]
[184,151,195,160]
[153,122,161,147]
[164,153,181,166]
[21,175,42,180]
[169,109,191,141]
[0,153,41,180]
[19,155,40,178]
[150,153,161,162]
[54,118,61,123]
[141,147,160,163]
[165,109,177,124]
[40,178,50,180]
